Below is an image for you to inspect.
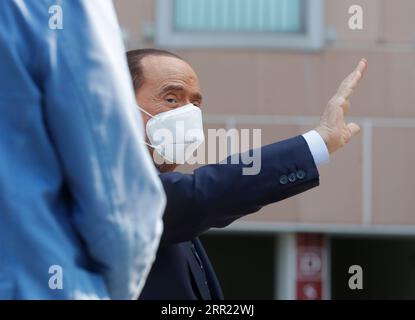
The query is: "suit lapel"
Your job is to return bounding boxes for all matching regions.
[187,241,212,300]
[193,238,224,300]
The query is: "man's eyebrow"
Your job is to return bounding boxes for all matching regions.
[159,84,186,95]
[192,92,203,103]
[159,84,203,102]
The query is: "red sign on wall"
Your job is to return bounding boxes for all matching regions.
[296,233,326,300]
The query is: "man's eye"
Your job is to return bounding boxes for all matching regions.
[166,98,178,104]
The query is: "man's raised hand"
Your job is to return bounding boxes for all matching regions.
[315,58,368,154]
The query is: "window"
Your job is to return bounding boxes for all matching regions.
[156,0,324,50]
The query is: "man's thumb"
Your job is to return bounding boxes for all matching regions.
[347,122,361,138]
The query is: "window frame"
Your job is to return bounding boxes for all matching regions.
[155,0,324,51]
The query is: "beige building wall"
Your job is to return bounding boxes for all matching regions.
[113,0,415,230]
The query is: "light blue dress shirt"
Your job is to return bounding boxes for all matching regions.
[0,0,166,299]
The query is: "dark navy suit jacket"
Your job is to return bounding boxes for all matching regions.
[139,136,320,300]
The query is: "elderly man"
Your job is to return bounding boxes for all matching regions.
[127,49,367,300]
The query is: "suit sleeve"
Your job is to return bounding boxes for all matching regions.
[160,135,319,244]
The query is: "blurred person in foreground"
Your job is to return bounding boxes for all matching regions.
[127,49,367,300]
[0,1,166,299]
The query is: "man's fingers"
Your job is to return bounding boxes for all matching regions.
[355,58,368,77]
[348,58,368,89]
[328,95,350,115]
[337,58,368,99]
[342,99,351,113]
[347,122,361,139]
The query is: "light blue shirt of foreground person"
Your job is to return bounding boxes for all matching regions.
[0,0,166,299]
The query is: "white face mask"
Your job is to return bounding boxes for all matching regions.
[138,104,205,164]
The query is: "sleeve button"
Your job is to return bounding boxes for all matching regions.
[288,173,297,183]
[279,175,288,185]
[296,170,306,180]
